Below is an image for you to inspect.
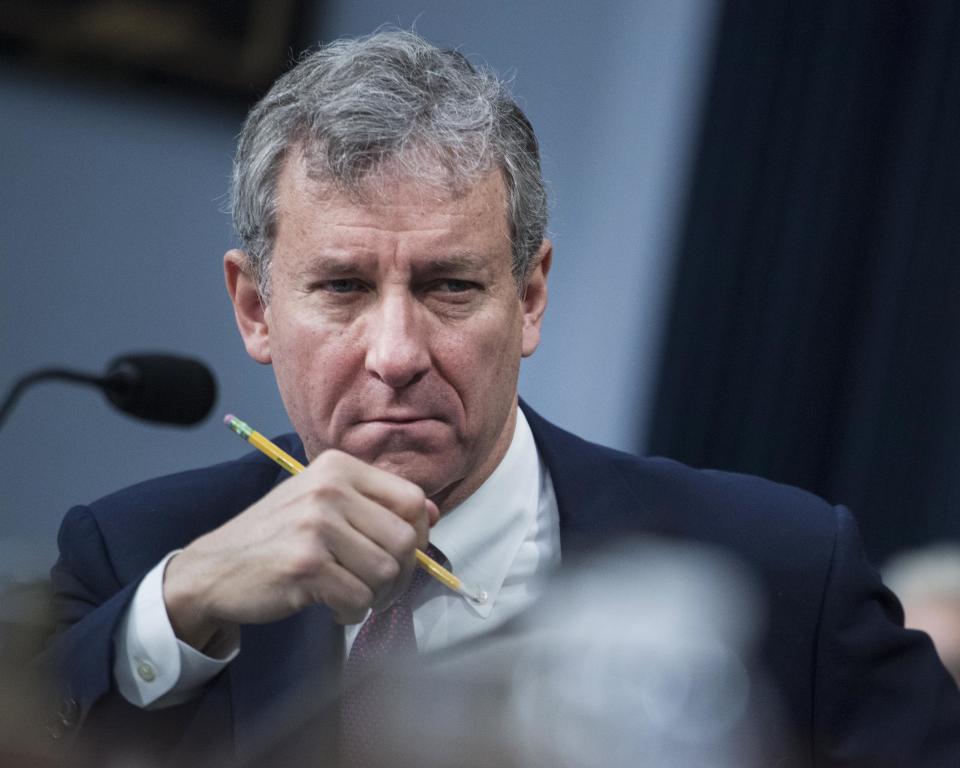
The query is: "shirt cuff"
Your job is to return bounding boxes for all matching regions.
[113,551,240,709]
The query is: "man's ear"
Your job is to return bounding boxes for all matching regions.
[520,239,552,357]
[224,249,271,364]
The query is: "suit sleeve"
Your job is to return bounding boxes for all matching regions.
[34,504,171,749]
[35,495,244,764]
[812,506,960,767]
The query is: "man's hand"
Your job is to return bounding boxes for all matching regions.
[161,449,439,652]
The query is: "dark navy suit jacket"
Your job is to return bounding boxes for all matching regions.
[42,404,960,766]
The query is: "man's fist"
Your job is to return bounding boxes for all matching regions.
[162,449,439,652]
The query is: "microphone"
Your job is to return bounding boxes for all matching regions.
[0,353,217,429]
[103,354,217,425]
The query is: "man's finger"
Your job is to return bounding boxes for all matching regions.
[341,492,419,559]
[311,449,428,524]
[324,508,415,605]
[424,499,440,527]
[306,560,374,625]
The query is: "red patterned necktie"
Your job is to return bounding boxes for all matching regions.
[339,544,447,766]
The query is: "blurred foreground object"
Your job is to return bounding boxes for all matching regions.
[0,575,58,767]
[255,539,782,768]
[885,543,960,683]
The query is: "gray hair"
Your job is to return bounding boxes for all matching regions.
[230,29,547,298]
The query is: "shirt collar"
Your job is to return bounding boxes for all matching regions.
[428,406,541,618]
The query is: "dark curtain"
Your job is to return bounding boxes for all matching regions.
[647,0,960,562]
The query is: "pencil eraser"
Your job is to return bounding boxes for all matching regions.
[223,413,235,425]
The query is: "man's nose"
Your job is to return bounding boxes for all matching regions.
[364,293,431,388]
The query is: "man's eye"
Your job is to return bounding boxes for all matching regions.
[321,279,365,294]
[436,279,477,293]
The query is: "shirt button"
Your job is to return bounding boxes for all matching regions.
[136,660,157,682]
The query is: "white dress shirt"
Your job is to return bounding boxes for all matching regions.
[114,407,560,708]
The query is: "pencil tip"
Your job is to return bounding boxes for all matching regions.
[466,588,488,605]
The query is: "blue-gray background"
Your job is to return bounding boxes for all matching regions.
[0,1,718,577]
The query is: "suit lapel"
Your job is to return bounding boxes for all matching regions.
[520,400,666,550]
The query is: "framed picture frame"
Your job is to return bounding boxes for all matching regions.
[0,0,311,100]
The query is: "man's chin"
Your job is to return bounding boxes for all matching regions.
[369,451,461,496]
[343,422,460,486]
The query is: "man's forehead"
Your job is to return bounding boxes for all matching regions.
[271,150,514,278]
[278,145,509,221]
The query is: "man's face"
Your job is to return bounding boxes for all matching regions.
[226,152,550,510]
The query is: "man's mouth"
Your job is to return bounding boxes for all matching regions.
[360,412,442,424]
[362,417,439,425]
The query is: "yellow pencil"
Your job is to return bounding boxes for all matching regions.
[224,414,487,605]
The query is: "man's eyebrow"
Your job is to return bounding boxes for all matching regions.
[418,252,490,273]
[298,254,367,277]
[296,252,490,280]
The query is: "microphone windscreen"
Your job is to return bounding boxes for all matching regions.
[104,354,217,426]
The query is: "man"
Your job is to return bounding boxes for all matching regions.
[42,30,960,767]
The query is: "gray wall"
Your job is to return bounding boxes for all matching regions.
[0,1,717,577]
